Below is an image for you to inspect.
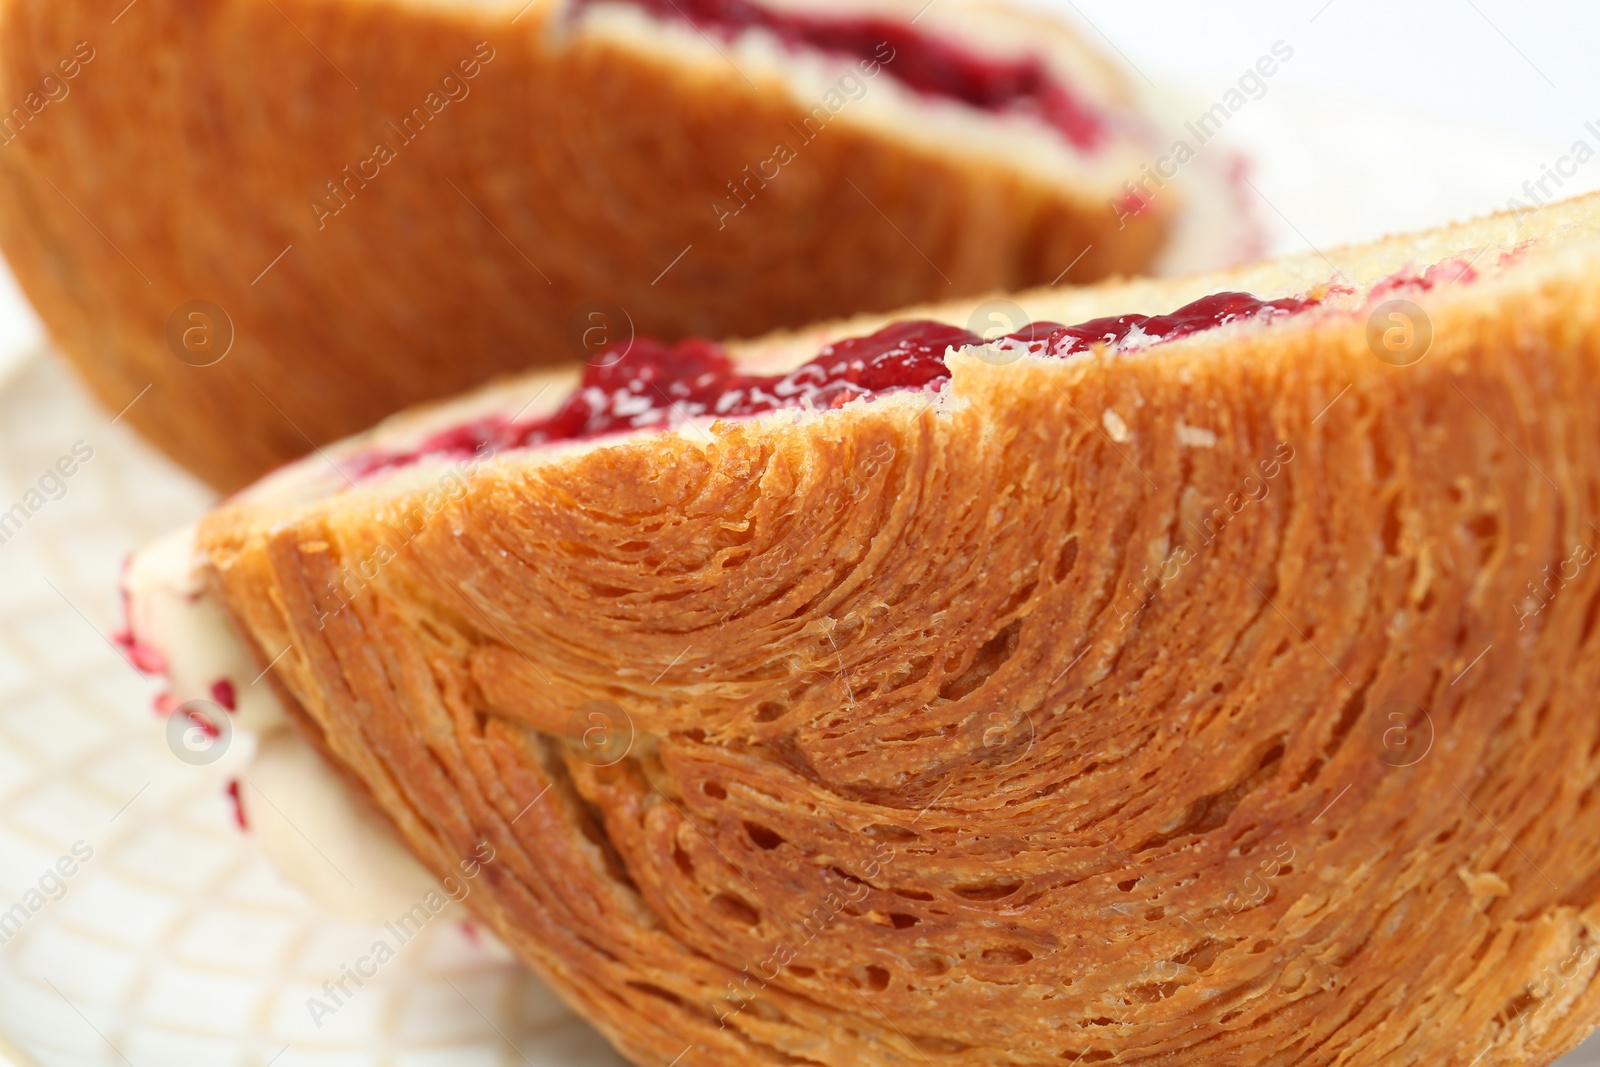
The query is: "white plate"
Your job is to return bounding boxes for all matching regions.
[1,86,1598,1066]
[0,351,626,1067]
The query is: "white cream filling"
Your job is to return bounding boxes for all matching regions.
[239,729,444,922]
[124,525,438,924]
[123,525,288,734]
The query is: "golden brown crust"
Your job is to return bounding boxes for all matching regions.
[0,0,1168,490]
[192,195,1600,1065]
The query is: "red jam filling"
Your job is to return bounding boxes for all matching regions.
[115,627,167,674]
[575,0,1105,150]
[345,290,1312,480]
[226,779,249,831]
[114,556,167,675]
[1368,255,1479,298]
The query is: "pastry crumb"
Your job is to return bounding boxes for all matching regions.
[1458,867,1511,910]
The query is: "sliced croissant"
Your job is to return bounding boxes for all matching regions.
[0,0,1182,489]
[133,193,1600,1065]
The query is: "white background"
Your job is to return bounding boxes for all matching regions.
[1065,0,1599,149]
[1053,0,1600,253]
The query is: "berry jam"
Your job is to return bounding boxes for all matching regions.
[345,291,1311,480]
[1368,255,1479,298]
[226,779,249,830]
[575,0,1105,150]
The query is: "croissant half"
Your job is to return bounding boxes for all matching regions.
[137,192,1600,1065]
[0,0,1175,490]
